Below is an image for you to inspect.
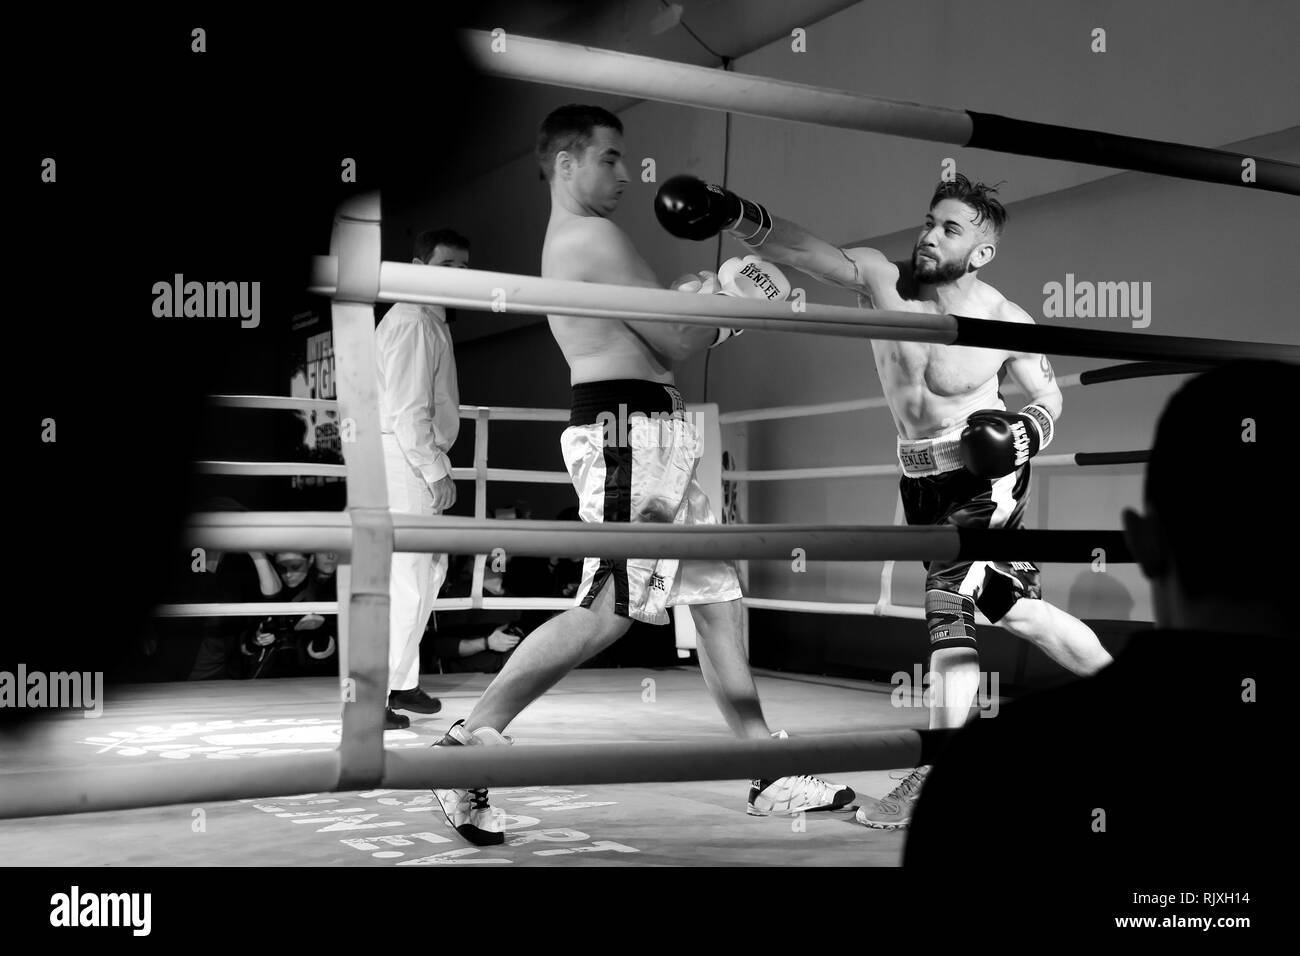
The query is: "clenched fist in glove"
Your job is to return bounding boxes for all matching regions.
[670,256,790,347]
[712,256,791,347]
[654,175,774,245]
[960,404,1055,479]
[717,255,791,302]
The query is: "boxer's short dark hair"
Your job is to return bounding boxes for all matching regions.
[930,174,1007,239]
[537,104,624,182]
[1144,360,1298,601]
[415,229,470,264]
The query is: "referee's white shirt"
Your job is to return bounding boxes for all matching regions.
[374,303,460,483]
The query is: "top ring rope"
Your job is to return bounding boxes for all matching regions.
[462,30,1300,196]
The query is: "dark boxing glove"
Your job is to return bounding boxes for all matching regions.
[960,404,1055,479]
[654,175,773,244]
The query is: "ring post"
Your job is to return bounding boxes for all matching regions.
[329,192,392,789]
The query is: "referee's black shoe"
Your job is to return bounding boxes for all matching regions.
[389,687,443,715]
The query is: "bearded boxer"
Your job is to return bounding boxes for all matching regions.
[430,105,852,847]
[655,172,1113,829]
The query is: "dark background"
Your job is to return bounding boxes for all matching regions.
[9,11,504,720]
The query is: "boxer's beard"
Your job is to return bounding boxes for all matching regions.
[913,249,970,285]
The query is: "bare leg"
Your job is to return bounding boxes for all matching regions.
[928,647,981,729]
[690,598,770,739]
[464,580,630,734]
[1000,597,1112,676]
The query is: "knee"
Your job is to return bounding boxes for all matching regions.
[925,590,977,651]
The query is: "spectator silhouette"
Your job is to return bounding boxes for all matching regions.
[905,362,1295,892]
[139,497,279,682]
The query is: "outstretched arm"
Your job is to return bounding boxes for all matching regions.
[654,175,901,305]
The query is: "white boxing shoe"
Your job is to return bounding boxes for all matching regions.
[431,720,512,846]
[746,730,856,816]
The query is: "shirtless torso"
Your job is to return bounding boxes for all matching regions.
[543,214,697,384]
[844,249,1055,440]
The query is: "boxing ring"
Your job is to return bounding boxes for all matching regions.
[3,30,1298,839]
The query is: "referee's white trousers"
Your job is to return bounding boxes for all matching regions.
[382,433,447,693]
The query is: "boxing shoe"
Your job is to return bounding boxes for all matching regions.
[853,766,931,829]
[431,720,512,846]
[389,686,442,715]
[746,730,856,816]
[384,708,410,731]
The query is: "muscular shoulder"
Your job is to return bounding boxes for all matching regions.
[545,218,633,277]
[546,216,658,288]
[550,214,626,247]
[987,288,1035,325]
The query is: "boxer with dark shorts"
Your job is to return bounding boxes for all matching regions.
[900,445,1042,648]
[656,171,1114,830]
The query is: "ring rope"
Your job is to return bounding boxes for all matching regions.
[463,30,1300,195]
[308,256,1300,365]
[184,512,1130,564]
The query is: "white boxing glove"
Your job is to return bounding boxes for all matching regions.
[716,255,791,302]
[670,269,722,295]
[709,256,791,347]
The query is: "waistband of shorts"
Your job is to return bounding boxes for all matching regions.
[897,425,966,478]
[568,379,685,427]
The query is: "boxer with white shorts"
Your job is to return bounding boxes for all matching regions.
[563,378,741,624]
[430,105,852,847]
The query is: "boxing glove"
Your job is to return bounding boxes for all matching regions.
[706,256,792,347]
[655,175,774,245]
[960,405,1055,479]
[717,255,791,301]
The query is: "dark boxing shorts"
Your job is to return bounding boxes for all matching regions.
[898,430,1042,623]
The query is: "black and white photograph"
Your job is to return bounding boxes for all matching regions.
[4,0,1296,935]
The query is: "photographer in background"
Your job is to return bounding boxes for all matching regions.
[242,552,338,678]
[431,623,524,674]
